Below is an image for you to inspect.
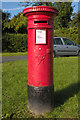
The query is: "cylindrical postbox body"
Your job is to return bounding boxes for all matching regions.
[23,6,58,115]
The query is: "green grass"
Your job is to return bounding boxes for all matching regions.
[2,57,79,118]
[1,52,28,56]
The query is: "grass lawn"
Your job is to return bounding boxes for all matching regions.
[2,57,79,118]
[1,52,28,57]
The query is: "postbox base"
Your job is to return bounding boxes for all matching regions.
[27,85,54,115]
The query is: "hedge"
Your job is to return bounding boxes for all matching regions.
[54,27,79,44]
[2,33,28,52]
[2,27,79,52]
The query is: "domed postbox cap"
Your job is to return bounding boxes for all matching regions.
[23,6,58,16]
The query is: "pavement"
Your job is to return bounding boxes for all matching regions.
[0,55,28,63]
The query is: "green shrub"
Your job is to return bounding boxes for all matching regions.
[54,27,79,44]
[2,27,79,53]
[2,33,28,52]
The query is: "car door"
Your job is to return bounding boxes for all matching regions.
[62,38,78,55]
[54,38,66,56]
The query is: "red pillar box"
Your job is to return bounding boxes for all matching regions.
[23,6,58,115]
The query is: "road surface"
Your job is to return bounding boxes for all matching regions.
[0,55,28,63]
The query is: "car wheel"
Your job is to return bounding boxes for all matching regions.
[53,51,56,57]
[78,51,80,56]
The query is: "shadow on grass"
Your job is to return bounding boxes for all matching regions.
[54,82,79,107]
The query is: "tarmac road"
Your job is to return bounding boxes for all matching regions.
[0,55,28,63]
[0,55,78,63]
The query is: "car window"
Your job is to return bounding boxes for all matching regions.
[63,38,74,45]
[54,38,63,45]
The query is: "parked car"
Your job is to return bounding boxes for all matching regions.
[53,37,80,57]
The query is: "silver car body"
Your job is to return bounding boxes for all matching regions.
[53,37,80,56]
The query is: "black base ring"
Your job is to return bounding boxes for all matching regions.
[28,85,54,115]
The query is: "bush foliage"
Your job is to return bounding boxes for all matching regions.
[2,33,28,52]
[2,27,78,52]
[54,27,78,44]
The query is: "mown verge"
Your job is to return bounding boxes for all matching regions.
[2,57,78,118]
